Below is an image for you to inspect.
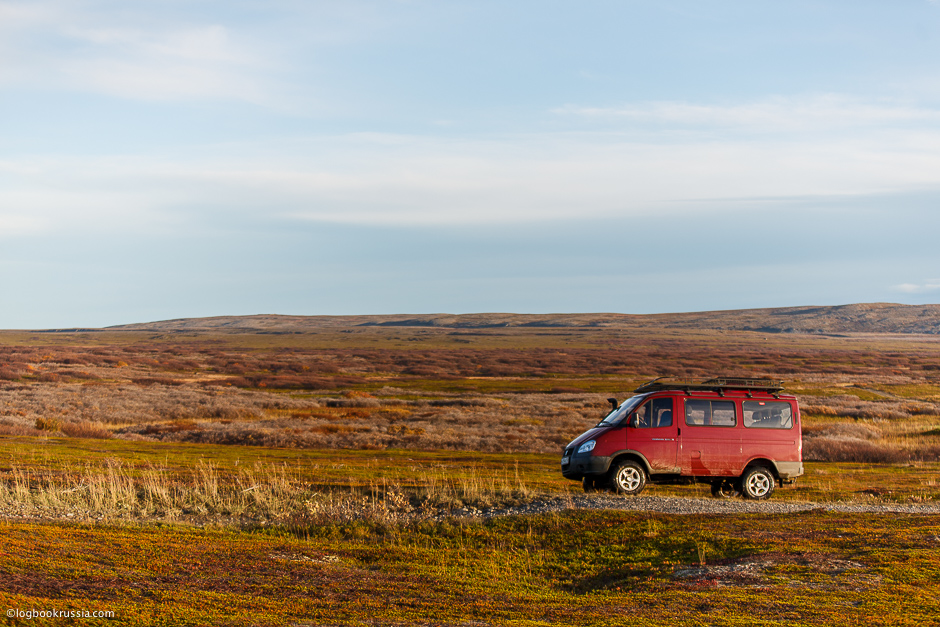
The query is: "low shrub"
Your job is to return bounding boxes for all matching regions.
[909,444,940,461]
[802,423,882,440]
[0,422,40,436]
[60,421,112,439]
[34,417,61,432]
[325,398,381,408]
[803,437,904,463]
[142,419,201,435]
[132,377,185,386]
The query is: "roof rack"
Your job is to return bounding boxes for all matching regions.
[634,377,785,395]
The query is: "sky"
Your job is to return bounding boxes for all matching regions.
[2,0,940,328]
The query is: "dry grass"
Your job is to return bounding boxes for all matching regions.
[141,391,599,454]
[0,459,539,524]
[800,394,940,420]
[800,401,940,463]
[0,377,610,453]
[2,329,940,462]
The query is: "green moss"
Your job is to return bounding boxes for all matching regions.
[870,383,940,401]
[2,511,938,626]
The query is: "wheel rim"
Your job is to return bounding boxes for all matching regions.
[617,467,641,491]
[746,473,771,497]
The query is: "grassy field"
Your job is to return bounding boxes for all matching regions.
[2,325,940,624]
[1,437,940,516]
[1,506,938,626]
[0,435,939,626]
[3,326,940,460]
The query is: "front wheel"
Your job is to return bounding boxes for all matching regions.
[741,466,775,500]
[582,476,603,493]
[710,480,741,498]
[610,460,647,496]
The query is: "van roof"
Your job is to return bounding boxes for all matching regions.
[634,377,785,395]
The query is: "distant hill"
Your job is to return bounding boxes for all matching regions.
[102,303,940,335]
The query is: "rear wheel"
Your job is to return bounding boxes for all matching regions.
[710,480,741,498]
[741,466,775,500]
[610,460,647,496]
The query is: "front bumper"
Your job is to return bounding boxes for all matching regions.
[561,453,612,480]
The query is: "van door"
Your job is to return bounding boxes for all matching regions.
[679,398,741,476]
[740,399,799,473]
[627,397,679,473]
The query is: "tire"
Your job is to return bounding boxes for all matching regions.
[710,480,741,498]
[610,460,647,496]
[741,466,775,500]
[582,476,602,493]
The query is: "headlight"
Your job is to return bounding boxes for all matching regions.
[577,440,595,454]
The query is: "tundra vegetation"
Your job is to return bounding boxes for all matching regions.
[1,323,939,625]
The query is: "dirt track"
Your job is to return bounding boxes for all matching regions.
[471,494,940,519]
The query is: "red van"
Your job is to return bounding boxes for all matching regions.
[561,378,803,499]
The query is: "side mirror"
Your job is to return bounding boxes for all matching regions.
[627,413,639,429]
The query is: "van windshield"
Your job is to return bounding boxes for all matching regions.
[597,394,647,426]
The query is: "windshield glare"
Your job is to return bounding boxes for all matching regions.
[598,395,647,426]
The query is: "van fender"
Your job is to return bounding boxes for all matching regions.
[738,457,781,479]
[607,450,656,476]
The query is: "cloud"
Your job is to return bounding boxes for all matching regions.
[58,23,277,103]
[0,0,433,108]
[0,1,277,104]
[553,95,940,134]
[5,126,940,232]
[892,281,940,294]
[67,23,248,63]
[0,213,47,235]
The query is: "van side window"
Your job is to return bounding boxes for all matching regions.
[634,398,674,428]
[743,400,793,429]
[685,399,736,427]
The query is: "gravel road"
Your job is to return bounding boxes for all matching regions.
[463,494,940,519]
[5,494,938,525]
